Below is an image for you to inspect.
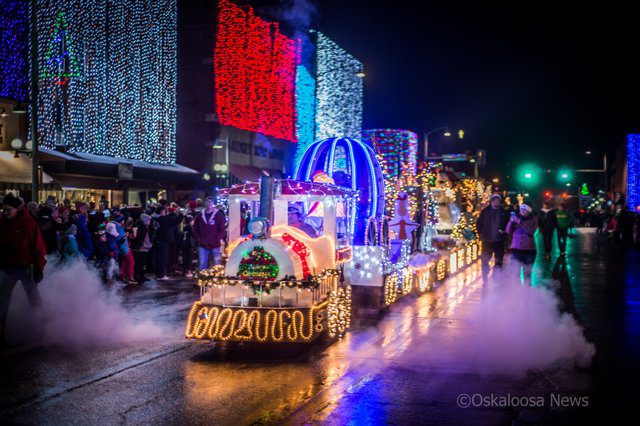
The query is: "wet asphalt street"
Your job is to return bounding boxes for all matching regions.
[1,229,638,425]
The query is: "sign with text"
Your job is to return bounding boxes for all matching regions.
[442,153,468,162]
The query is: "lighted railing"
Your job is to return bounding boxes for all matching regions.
[198,269,339,308]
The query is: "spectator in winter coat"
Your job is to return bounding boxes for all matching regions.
[192,197,226,271]
[0,193,46,342]
[63,224,81,259]
[111,217,134,283]
[73,202,94,258]
[538,201,558,260]
[37,206,59,255]
[555,204,572,255]
[25,201,38,220]
[94,230,118,283]
[153,206,182,280]
[131,214,154,284]
[182,215,195,277]
[476,193,509,283]
[507,203,538,285]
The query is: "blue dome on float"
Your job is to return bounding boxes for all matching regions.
[294,137,385,245]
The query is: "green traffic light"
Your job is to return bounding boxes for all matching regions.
[515,163,539,187]
[557,166,572,182]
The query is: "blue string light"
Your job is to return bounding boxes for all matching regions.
[315,32,363,141]
[295,64,316,167]
[33,0,177,163]
[295,137,385,244]
[0,0,29,102]
[627,134,640,211]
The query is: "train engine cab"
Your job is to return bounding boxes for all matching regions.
[186,179,355,344]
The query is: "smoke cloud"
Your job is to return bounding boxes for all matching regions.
[277,0,317,31]
[398,263,596,377]
[5,258,164,349]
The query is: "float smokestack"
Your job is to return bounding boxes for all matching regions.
[260,176,274,224]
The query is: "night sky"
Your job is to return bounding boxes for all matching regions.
[314,1,640,181]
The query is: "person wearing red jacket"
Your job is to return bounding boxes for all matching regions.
[1,193,47,342]
[192,197,226,272]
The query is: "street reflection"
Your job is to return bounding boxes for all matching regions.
[182,251,595,425]
[182,261,485,423]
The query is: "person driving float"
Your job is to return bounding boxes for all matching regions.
[287,205,317,238]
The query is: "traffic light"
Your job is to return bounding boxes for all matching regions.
[515,163,540,187]
[557,167,572,182]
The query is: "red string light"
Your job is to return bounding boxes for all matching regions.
[282,233,311,278]
[215,0,298,142]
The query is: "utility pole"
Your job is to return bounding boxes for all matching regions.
[30,0,39,202]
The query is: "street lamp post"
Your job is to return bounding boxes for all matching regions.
[578,150,608,197]
[422,127,451,161]
[213,137,230,187]
[30,0,39,203]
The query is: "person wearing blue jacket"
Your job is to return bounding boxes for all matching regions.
[63,224,81,259]
[73,202,94,258]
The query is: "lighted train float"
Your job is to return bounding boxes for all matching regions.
[185,138,480,344]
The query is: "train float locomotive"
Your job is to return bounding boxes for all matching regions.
[185,137,481,344]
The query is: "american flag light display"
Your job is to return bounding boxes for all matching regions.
[215,0,299,142]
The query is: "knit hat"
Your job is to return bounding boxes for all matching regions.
[1,193,21,209]
[140,213,152,225]
[490,193,502,201]
[519,203,532,214]
[66,224,77,235]
[106,222,119,237]
[45,196,57,208]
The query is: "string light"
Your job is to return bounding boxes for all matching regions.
[185,301,326,343]
[187,270,350,342]
[32,0,177,162]
[295,64,316,165]
[364,129,418,179]
[237,247,279,282]
[436,259,446,281]
[327,285,351,337]
[628,134,640,211]
[384,274,398,305]
[281,232,311,278]
[294,138,385,245]
[315,32,363,140]
[215,0,298,142]
[0,1,29,102]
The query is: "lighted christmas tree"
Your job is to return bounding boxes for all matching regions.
[41,11,79,85]
[580,183,590,196]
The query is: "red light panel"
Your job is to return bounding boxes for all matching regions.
[215,0,298,142]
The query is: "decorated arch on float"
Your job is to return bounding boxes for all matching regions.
[294,137,386,245]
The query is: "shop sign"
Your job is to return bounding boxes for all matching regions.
[118,162,133,180]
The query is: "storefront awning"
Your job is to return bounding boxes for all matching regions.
[0,151,55,190]
[39,148,199,189]
[230,164,272,183]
